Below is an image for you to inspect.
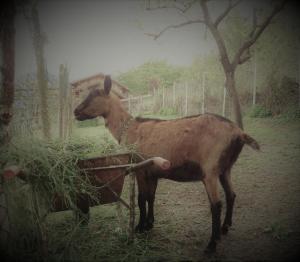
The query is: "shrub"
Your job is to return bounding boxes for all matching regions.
[249,105,272,118]
[261,75,299,116]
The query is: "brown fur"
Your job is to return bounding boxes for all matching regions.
[74,75,260,253]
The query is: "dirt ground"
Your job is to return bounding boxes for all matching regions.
[142,118,300,261]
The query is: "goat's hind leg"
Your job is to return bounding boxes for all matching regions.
[203,176,222,254]
[219,170,236,235]
[135,174,147,233]
[145,178,158,230]
[135,192,147,233]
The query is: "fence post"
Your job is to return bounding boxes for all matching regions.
[162,85,165,110]
[185,82,188,116]
[298,51,300,108]
[202,73,206,114]
[140,95,143,115]
[128,172,135,242]
[67,83,72,138]
[59,64,70,139]
[59,64,64,139]
[252,48,257,106]
[172,82,176,108]
[222,86,226,117]
[63,66,70,139]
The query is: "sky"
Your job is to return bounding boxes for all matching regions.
[14,0,293,82]
[15,0,213,82]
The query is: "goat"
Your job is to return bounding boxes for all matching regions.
[74,75,259,253]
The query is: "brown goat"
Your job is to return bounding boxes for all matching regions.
[74,75,259,253]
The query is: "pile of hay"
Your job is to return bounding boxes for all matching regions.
[0,136,127,259]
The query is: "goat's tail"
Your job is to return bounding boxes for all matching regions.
[241,133,260,151]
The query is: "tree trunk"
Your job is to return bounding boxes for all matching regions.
[31,3,51,140]
[225,71,243,130]
[0,1,15,254]
[0,2,15,142]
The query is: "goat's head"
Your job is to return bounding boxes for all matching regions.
[74,75,112,121]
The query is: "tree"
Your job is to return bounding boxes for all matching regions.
[0,1,16,143]
[146,0,288,129]
[0,0,16,253]
[117,60,183,94]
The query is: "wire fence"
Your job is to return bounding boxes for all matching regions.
[123,80,231,118]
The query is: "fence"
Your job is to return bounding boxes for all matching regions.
[123,80,231,118]
[11,65,73,139]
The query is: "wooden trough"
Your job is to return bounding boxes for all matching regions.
[3,153,170,241]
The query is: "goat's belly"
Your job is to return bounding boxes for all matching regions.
[155,160,204,182]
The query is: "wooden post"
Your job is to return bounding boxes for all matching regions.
[59,64,70,139]
[63,66,70,139]
[172,82,176,108]
[31,3,51,140]
[152,88,155,112]
[0,2,15,253]
[202,73,206,114]
[140,95,143,115]
[298,51,300,108]
[162,85,165,109]
[67,82,73,138]
[252,48,257,106]
[128,172,135,242]
[59,64,64,139]
[222,86,226,117]
[0,1,15,145]
[185,82,188,116]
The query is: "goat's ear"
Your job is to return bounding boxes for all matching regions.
[104,75,112,95]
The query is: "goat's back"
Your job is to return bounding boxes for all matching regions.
[127,114,244,173]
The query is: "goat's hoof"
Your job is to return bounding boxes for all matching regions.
[204,241,216,255]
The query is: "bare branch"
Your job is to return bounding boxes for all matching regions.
[232,0,288,69]
[200,0,232,70]
[145,0,198,13]
[214,0,242,28]
[238,54,251,65]
[249,7,258,37]
[145,19,205,40]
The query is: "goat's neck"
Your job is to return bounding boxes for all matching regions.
[104,100,133,143]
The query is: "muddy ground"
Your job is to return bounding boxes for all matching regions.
[145,118,300,261]
[134,118,300,261]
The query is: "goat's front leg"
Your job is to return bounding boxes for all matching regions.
[203,177,222,254]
